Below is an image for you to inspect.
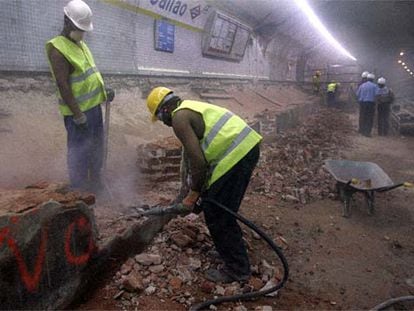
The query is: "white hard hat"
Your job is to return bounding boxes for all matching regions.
[377,77,386,85]
[361,71,369,78]
[64,0,93,32]
[367,73,375,80]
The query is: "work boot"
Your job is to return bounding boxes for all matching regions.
[206,249,221,260]
[204,267,249,284]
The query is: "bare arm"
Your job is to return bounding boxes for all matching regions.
[48,46,82,118]
[172,110,207,193]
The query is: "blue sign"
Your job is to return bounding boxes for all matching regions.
[154,19,175,53]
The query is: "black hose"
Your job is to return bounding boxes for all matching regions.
[371,296,414,311]
[190,198,289,311]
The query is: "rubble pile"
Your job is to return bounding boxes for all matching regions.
[0,181,95,212]
[110,215,282,310]
[252,108,352,203]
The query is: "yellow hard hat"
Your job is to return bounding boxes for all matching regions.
[146,87,172,122]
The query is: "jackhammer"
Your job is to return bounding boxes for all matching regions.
[138,198,289,311]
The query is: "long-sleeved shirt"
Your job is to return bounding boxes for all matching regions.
[356,81,378,102]
[376,86,394,104]
[376,86,390,96]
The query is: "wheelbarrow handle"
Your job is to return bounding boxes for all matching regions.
[376,182,413,192]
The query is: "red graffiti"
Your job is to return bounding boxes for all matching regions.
[0,214,95,293]
[7,230,47,293]
[0,227,10,245]
[64,216,95,265]
[0,226,47,293]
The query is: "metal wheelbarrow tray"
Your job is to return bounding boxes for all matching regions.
[324,160,405,217]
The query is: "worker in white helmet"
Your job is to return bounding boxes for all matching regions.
[358,71,369,87]
[356,73,378,136]
[375,77,394,136]
[45,0,114,192]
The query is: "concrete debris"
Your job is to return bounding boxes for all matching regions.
[234,305,248,311]
[144,285,156,295]
[261,279,280,297]
[252,109,351,203]
[111,215,282,309]
[109,108,350,309]
[134,253,162,266]
[122,272,144,292]
[215,285,226,296]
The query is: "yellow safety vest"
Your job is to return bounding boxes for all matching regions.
[173,100,262,188]
[327,83,337,93]
[46,36,106,116]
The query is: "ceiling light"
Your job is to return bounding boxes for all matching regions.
[407,69,410,72]
[402,62,406,66]
[294,0,357,61]
[411,72,413,75]
[404,66,408,69]
[398,60,402,63]
[400,52,404,56]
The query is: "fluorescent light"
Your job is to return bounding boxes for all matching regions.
[294,0,356,61]
[402,62,406,66]
[407,69,410,72]
[404,65,408,69]
[398,60,402,63]
[400,52,404,56]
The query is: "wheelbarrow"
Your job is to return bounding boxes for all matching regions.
[324,160,413,217]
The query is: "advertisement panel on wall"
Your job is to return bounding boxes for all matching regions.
[202,11,251,62]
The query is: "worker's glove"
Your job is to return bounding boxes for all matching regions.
[106,88,115,102]
[182,190,200,212]
[73,113,88,132]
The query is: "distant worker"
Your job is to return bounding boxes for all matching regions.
[356,73,378,137]
[326,81,340,107]
[312,70,321,94]
[46,0,114,191]
[358,71,369,87]
[146,87,262,283]
[375,77,394,136]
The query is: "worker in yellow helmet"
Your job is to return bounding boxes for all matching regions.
[312,70,321,94]
[45,0,114,192]
[326,80,340,107]
[146,87,262,283]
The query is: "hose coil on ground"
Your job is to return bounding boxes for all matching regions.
[190,198,289,311]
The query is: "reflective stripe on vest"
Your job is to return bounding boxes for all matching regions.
[208,125,253,173]
[46,36,106,116]
[58,86,102,105]
[69,66,98,84]
[173,100,262,188]
[201,111,233,151]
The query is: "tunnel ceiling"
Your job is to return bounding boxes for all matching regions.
[209,0,414,93]
[210,0,414,65]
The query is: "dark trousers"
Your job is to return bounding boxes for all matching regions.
[202,144,260,277]
[64,104,104,189]
[327,92,336,107]
[377,103,391,136]
[359,101,375,136]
